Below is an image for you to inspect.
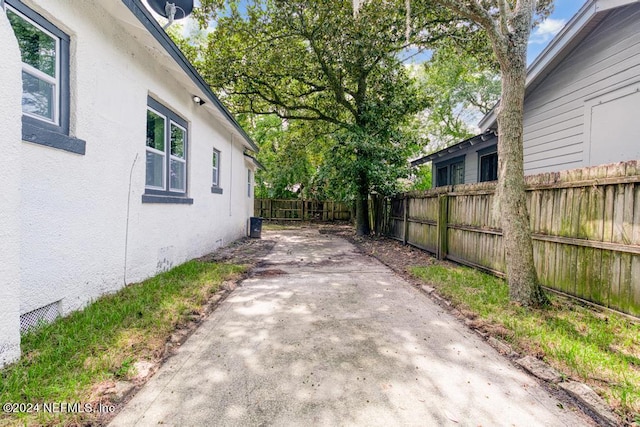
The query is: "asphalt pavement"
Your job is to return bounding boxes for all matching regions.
[109,228,590,426]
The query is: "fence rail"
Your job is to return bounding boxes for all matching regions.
[255,199,352,221]
[387,161,640,318]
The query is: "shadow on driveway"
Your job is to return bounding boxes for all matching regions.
[110,228,591,426]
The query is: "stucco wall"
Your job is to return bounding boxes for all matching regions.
[16,0,255,320]
[0,7,22,367]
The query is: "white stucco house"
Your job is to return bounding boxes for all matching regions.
[0,0,260,367]
[413,0,640,187]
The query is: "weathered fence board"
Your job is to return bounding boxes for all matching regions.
[255,199,352,221]
[387,160,640,317]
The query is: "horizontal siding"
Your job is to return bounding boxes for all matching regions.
[465,152,477,184]
[525,158,583,174]
[527,36,640,111]
[525,141,582,164]
[522,4,640,175]
[525,137,582,159]
[526,126,583,151]
[523,106,582,135]
[525,116,583,144]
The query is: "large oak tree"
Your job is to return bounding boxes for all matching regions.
[195,0,471,235]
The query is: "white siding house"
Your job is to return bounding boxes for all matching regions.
[0,0,259,367]
[416,0,640,186]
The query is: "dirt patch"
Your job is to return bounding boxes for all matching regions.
[319,224,448,278]
[199,237,275,266]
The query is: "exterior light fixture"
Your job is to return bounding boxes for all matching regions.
[192,95,205,106]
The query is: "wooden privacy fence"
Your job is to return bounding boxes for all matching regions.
[388,160,640,317]
[255,199,352,221]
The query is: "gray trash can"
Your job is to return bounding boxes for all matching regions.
[249,217,263,238]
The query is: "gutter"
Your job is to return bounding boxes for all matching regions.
[244,152,266,171]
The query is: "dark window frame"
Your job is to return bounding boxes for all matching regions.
[434,155,465,187]
[143,96,193,205]
[5,0,85,155]
[477,145,498,183]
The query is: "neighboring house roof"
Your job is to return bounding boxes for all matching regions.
[478,0,639,131]
[410,130,496,167]
[119,0,259,152]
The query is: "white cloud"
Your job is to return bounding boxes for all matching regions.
[529,18,566,45]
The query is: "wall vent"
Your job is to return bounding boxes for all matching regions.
[20,301,61,334]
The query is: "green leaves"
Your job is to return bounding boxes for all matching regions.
[192,0,444,203]
[414,45,500,149]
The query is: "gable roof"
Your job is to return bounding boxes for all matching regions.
[478,0,639,131]
[119,0,258,152]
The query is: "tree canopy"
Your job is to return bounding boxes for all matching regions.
[414,46,500,149]
[193,0,483,233]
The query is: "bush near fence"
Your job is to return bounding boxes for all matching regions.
[388,160,640,318]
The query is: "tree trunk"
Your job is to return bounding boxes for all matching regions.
[496,45,548,307]
[355,171,370,235]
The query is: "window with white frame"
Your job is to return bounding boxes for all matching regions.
[211,148,223,194]
[143,97,191,204]
[5,0,84,154]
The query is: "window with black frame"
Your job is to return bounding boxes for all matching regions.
[435,156,465,187]
[479,150,498,182]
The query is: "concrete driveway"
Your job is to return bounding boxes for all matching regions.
[110,228,589,427]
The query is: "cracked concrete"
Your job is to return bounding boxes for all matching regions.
[110,228,592,426]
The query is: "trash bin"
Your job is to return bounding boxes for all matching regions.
[249,217,263,238]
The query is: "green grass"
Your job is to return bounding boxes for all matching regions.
[0,260,245,426]
[411,264,640,422]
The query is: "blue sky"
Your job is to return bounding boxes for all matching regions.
[528,0,587,63]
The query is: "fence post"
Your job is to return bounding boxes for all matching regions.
[384,197,390,235]
[403,195,409,245]
[437,193,449,260]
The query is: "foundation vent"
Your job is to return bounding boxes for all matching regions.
[20,301,61,333]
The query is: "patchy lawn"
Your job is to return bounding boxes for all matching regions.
[411,265,640,424]
[0,259,247,427]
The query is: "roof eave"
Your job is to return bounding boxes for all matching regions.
[244,152,266,170]
[478,0,638,131]
[121,0,259,152]
[410,130,496,167]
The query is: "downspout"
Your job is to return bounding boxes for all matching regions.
[229,134,233,217]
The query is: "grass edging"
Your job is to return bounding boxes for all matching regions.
[411,264,640,426]
[0,260,246,427]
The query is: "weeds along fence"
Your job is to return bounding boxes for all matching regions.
[255,199,352,221]
[387,160,640,317]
